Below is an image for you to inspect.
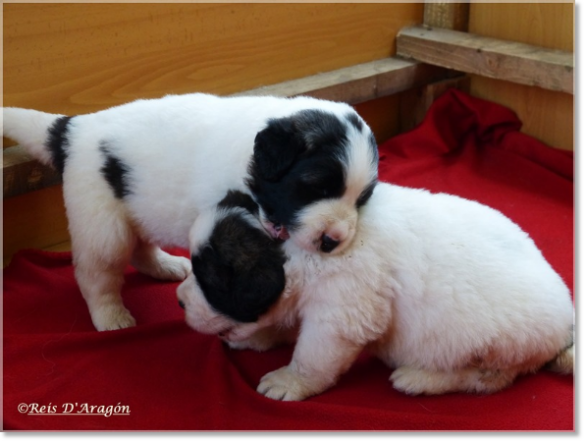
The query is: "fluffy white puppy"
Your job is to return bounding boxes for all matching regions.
[3,94,378,331]
[178,182,574,400]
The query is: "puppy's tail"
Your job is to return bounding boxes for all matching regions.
[3,107,72,173]
[546,320,575,375]
[546,341,574,375]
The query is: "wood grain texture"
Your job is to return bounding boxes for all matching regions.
[397,25,573,95]
[3,3,423,115]
[468,2,574,151]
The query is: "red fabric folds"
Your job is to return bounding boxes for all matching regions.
[2,89,574,430]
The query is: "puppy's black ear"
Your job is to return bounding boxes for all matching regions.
[253,118,306,182]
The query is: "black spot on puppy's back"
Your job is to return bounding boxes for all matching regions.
[99,142,132,199]
[46,116,74,174]
[191,211,285,323]
[345,112,364,133]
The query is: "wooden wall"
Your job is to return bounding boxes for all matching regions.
[468,2,574,151]
[3,3,423,264]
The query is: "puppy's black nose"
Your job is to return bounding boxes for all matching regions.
[178,300,185,310]
[320,234,340,253]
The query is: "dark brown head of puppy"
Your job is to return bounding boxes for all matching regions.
[190,191,286,323]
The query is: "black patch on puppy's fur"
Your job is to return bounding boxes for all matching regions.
[247,109,353,231]
[218,190,260,216]
[345,112,364,132]
[192,192,286,323]
[46,116,74,174]
[99,143,133,199]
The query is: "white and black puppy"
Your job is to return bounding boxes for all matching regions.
[179,190,287,336]
[178,182,574,400]
[3,94,378,331]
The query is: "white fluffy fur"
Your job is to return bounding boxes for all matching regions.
[3,94,371,331]
[179,182,574,400]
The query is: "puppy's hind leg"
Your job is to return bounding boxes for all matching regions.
[390,366,518,395]
[69,201,137,331]
[131,240,191,281]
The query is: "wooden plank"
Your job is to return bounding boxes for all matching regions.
[397,25,574,95]
[4,58,452,199]
[232,58,449,104]
[424,1,470,31]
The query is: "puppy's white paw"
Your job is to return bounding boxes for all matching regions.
[91,304,137,331]
[390,366,428,395]
[133,247,192,282]
[224,335,275,352]
[156,255,192,281]
[144,253,191,281]
[257,366,313,401]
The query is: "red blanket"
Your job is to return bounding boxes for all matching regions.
[2,89,574,431]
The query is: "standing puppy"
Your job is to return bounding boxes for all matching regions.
[179,182,574,400]
[3,94,378,331]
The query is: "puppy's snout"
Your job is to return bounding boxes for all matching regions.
[320,234,340,253]
[178,300,185,310]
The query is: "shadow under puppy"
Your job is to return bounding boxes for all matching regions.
[178,185,574,401]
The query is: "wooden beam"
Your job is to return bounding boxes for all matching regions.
[232,57,449,104]
[397,25,574,95]
[423,1,470,31]
[4,57,452,199]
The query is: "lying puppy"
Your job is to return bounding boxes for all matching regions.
[178,183,574,400]
[177,190,298,347]
[3,94,378,331]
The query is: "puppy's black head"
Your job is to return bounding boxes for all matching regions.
[246,109,378,246]
[191,191,286,323]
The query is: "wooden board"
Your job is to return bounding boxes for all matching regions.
[232,58,448,104]
[3,3,423,116]
[397,25,573,95]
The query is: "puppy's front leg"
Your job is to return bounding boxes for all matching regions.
[257,318,363,401]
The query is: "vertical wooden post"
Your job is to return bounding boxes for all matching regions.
[399,1,470,131]
[423,1,470,31]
